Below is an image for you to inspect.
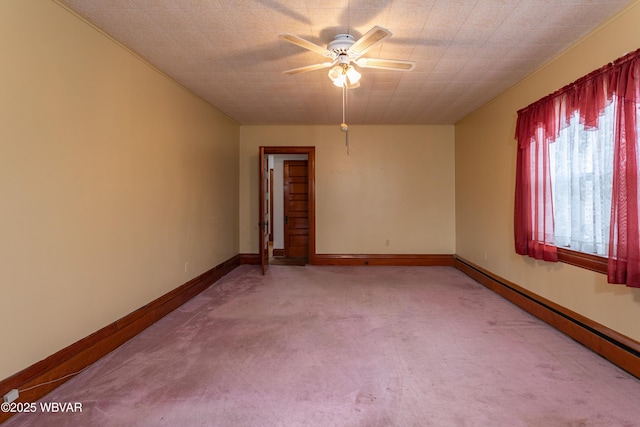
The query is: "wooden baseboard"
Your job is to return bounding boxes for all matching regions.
[239,253,260,265]
[0,255,240,424]
[315,254,455,266]
[454,256,640,379]
[241,253,454,267]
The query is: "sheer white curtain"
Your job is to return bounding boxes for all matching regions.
[550,104,615,255]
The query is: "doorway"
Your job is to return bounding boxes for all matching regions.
[259,147,316,274]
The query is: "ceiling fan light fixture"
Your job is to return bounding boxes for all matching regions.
[345,66,361,84]
[328,65,344,84]
[328,64,361,88]
[331,75,347,87]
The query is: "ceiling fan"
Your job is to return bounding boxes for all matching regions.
[279,25,416,88]
[279,26,415,154]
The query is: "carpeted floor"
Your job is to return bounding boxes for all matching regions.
[4,265,640,426]
[269,257,307,266]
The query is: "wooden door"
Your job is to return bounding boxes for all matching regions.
[269,169,274,242]
[259,147,269,275]
[284,160,309,258]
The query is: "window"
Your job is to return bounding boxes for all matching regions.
[551,104,615,256]
[514,49,640,288]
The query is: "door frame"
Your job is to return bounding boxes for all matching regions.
[260,146,316,265]
[259,147,270,275]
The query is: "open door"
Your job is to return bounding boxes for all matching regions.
[259,147,269,275]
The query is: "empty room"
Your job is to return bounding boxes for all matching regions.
[1,0,640,425]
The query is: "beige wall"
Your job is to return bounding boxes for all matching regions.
[240,125,455,255]
[455,2,640,342]
[0,0,239,380]
[3,0,637,386]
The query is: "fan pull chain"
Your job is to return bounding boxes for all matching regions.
[342,83,346,124]
[342,84,350,155]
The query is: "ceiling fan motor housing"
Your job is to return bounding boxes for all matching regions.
[328,34,356,57]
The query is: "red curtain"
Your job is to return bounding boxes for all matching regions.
[608,55,640,287]
[514,49,640,287]
[514,123,557,261]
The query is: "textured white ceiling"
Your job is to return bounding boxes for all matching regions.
[59,0,634,125]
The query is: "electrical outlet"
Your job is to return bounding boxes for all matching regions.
[3,389,18,403]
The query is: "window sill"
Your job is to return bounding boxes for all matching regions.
[557,248,608,274]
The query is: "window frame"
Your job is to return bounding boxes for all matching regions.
[557,247,607,274]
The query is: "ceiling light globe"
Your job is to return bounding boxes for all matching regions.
[328,65,342,81]
[346,67,361,84]
[333,74,347,87]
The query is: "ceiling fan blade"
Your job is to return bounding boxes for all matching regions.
[279,33,333,57]
[282,61,335,75]
[355,57,416,71]
[348,26,392,56]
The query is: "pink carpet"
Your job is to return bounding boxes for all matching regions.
[4,265,640,426]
